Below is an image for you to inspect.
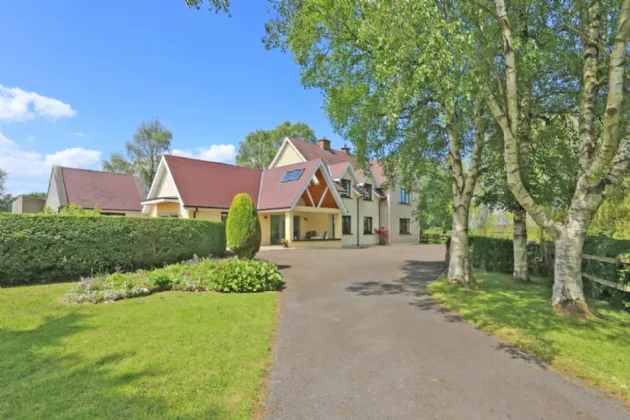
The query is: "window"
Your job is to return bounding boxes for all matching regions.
[400,218,410,234]
[363,216,373,234]
[399,188,409,204]
[289,169,304,181]
[342,215,352,234]
[221,212,228,223]
[281,168,305,183]
[363,183,373,201]
[340,179,351,197]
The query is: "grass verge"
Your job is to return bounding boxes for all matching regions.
[428,271,630,402]
[0,283,278,419]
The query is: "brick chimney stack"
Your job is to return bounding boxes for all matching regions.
[318,137,331,151]
[341,145,351,155]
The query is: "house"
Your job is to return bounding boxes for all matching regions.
[269,137,420,246]
[141,137,420,247]
[45,166,144,216]
[142,155,347,247]
[11,195,45,214]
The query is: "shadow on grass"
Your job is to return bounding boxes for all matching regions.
[0,312,231,419]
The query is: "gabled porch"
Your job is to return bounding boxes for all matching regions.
[259,163,345,248]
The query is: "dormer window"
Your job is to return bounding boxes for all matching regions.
[363,183,373,201]
[340,179,351,197]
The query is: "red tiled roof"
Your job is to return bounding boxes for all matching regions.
[258,160,320,211]
[288,138,387,185]
[61,167,142,211]
[164,155,262,209]
[328,162,350,179]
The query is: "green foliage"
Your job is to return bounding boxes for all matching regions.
[589,193,630,239]
[0,213,225,285]
[226,193,261,259]
[64,258,283,303]
[209,258,283,293]
[1,281,277,418]
[184,0,230,15]
[470,235,630,288]
[102,117,172,191]
[236,120,316,169]
[470,236,553,277]
[59,203,101,216]
[583,237,630,287]
[0,168,11,213]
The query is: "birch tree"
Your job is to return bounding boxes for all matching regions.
[265,0,485,285]
[474,0,630,313]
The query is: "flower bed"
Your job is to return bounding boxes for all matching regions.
[64,257,283,304]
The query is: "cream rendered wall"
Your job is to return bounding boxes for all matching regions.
[273,144,304,168]
[294,211,329,238]
[358,197,380,245]
[46,171,62,212]
[191,209,223,221]
[259,213,272,246]
[387,185,420,244]
[156,171,179,198]
[149,202,185,217]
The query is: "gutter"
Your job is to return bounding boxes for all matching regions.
[193,207,199,219]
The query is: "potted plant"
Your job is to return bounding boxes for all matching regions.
[374,227,390,245]
[280,238,289,248]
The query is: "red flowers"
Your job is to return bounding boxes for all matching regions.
[185,271,191,276]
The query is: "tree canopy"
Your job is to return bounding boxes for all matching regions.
[102,118,172,192]
[236,121,316,169]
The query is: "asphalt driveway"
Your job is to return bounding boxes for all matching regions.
[260,244,628,420]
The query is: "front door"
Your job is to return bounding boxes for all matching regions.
[270,215,285,245]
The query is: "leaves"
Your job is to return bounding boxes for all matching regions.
[102,118,172,192]
[236,121,316,169]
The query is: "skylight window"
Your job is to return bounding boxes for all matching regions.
[281,168,305,183]
[289,169,304,181]
[281,171,293,182]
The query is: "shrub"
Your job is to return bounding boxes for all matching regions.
[64,257,283,303]
[0,213,226,285]
[210,258,283,293]
[226,193,261,259]
[470,236,553,277]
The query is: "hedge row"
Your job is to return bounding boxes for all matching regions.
[0,213,226,285]
[469,235,630,283]
[469,236,554,277]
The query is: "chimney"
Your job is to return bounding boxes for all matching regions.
[318,137,331,151]
[341,144,351,155]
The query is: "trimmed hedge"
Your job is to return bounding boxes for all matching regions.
[470,235,629,282]
[0,213,226,285]
[226,193,261,259]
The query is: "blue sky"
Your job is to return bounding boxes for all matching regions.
[0,0,338,195]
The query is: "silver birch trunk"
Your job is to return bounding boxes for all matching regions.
[448,200,473,283]
[485,0,630,314]
[512,206,529,282]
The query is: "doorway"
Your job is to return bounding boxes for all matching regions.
[270,215,285,245]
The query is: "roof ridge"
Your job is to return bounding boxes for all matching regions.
[165,154,262,173]
[61,167,135,177]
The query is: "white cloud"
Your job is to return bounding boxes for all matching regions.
[171,144,236,163]
[0,84,77,122]
[26,135,36,142]
[71,132,86,138]
[0,132,101,178]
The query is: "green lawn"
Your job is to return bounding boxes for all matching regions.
[0,283,278,419]
[428,271,630,403]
